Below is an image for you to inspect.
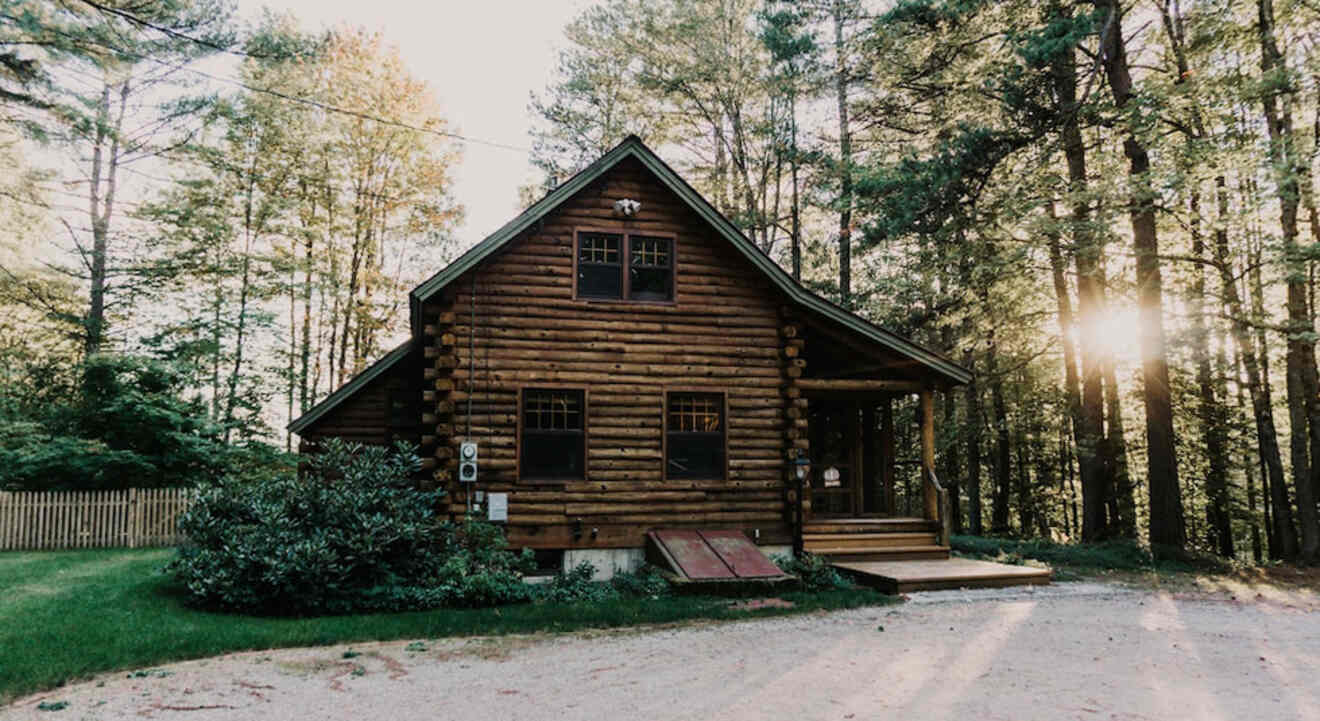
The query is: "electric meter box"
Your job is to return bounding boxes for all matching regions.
[459,442,478,483]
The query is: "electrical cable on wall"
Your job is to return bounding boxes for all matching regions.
[466,276,476,514]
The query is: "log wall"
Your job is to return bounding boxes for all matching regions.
[422,157,794,549]
[297,354,421,454]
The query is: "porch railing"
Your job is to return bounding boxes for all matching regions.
[924,468,952,548]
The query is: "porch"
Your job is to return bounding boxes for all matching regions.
[782,311,1050,590]
[790,380,952,557]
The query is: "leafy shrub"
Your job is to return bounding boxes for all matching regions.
[536,562,619,603]
[773,552,854,591]
[609,564,672,599]
[169,439,534,615]
[533,562,673,603]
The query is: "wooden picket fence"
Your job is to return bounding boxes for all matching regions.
[0,488,194,551]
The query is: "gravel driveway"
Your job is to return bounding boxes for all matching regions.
[7,582,1320,721]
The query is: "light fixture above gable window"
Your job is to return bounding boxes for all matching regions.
[613,198,641,216]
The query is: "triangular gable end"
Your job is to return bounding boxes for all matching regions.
[288,340,412,434]
[410,135,971,386]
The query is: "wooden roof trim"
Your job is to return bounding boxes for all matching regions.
[409,136,971,386]
[287,340,412,434]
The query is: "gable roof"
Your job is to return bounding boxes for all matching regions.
[287,340,412,434]
[411,135,971,386]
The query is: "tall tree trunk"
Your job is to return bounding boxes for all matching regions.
[1189,190,1234,557]
[1258,0,1320,561]
[1046,201,1085,478]
[964,349,984,535]
[1238,351,1264,563]
[1098,249,1136,538]
[1098,0,1186,551]
[988,339,1012,534]
[790,89,802,282]
[1050,33,1109,541]
[84,79,129,357]
[1243,177,1298,559]
[941,326,963,534]
[832,0,853,308]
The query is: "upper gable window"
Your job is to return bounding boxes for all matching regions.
[577,232,622,299]
[575,230,674,302]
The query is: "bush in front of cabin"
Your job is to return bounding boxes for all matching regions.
[169,438,535,615]
[533,562,673,603]
[773,552,854,591]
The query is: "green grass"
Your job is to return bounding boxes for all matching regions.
[0,548,894,703]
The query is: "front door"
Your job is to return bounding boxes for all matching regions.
[808,401,863,516]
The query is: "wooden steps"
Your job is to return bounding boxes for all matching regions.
[802,517,950,562]
[803,517,1051,592]
[833,558,1052,593]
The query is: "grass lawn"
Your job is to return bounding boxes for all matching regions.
[0,548,893,704]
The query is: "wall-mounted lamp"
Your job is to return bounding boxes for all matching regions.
[794,453,811,483]
[613,198,641,216]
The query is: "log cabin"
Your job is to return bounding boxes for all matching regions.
[289,136,987,584]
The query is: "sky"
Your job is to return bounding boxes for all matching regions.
[234,0,600,242]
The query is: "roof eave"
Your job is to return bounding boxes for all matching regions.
[287,340,413,434]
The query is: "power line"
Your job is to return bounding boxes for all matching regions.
[72,0,288,61]
[20,11,532,154]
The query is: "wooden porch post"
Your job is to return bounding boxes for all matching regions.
[862,402,877,513]
[881,396,895,515]
[920,388,937,521]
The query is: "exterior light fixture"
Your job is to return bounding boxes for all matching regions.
[794,453,811,482]
[613,198,641,216]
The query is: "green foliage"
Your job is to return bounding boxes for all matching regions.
[0,354,286,491]
[608,564,673,599]
[952,535,1234,573]
[535,561,619,604]
[534,563,673,604]
[169,439,534,615]
[773,553,854,591]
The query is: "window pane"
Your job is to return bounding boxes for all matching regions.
[667,394,722,432]
[579,233,621,263]
[630,236,671,267]
[629,266,672,301]
[667,434,725,480]
[522,433,584,479]
[578,264,621,299]
[523,390,583,430]
[522,389,585,480]
[666,393,725,479]
[628,236,672,301]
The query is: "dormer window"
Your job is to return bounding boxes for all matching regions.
[575,229,674,302]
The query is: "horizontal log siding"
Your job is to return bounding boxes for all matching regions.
[439,157,791,548]
[298,379,391,449]
[298,358,421,453]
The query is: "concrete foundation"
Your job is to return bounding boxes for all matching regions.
[563,548,646,581]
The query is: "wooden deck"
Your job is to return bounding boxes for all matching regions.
[832,558,1052,593]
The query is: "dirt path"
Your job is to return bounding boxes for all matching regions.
[6,582,1320,721]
